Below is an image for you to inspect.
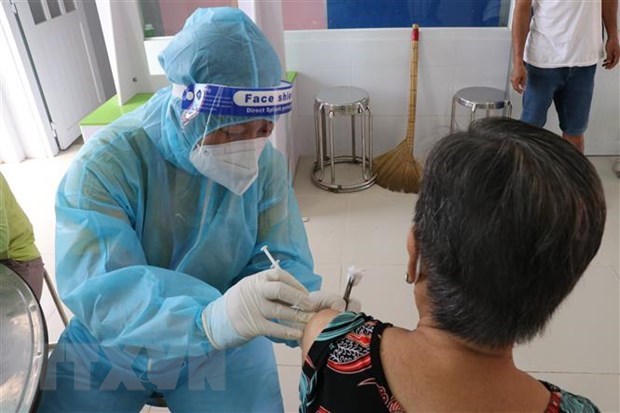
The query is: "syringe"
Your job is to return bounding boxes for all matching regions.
[260,245,281,269]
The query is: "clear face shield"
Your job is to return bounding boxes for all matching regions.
[172,81,294,195]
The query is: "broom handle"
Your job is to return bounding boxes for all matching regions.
[406,24,420,144]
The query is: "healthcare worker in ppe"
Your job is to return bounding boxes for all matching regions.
[39,8,349,412]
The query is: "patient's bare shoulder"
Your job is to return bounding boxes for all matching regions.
[301,309,340,360]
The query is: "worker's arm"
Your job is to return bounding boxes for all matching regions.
[55,158,224,358]
[511,0,532,93]
[602,0,619,69]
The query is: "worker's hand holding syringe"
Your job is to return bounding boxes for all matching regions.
[261,245,359,313]
[261,244,358,315]
[201,246,351,350]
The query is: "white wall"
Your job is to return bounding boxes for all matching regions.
[96,0,163,104]
[83,0,116,100]
[285,27,620,159]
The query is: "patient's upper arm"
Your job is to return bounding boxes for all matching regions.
[301,309,340,360]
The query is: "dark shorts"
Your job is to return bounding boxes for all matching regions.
[1,257,44,300]
[520,64,596,135]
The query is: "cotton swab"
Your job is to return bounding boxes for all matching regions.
[260,245,281,269]
[343,265,365,310]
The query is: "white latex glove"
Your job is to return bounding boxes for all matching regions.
[306,290,362,313]
[201,268,316,350]
[277,292,362,346]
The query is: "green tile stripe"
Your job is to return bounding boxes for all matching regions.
[80,93,154,126]
[286,70,297,83]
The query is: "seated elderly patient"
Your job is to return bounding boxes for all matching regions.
[300,118,605,412]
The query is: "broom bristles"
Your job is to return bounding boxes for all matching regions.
[374,24,422,194]
[374,138,423,193]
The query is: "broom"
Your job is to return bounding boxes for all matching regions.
[374,24,423,193]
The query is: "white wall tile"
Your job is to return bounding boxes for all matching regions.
[352,65,410,116]
[454,38,511,70]
[418,37,460,67]
[349,38,410,68]
[285,39,352,70]
[416,65,456,116]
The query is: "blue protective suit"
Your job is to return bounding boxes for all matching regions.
[39,8,320,412]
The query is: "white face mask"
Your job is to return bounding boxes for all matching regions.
[189,138,268,196]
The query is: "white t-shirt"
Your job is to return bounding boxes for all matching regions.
[524,0,604,67]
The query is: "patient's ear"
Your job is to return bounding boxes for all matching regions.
[301,309,340,362]
[406,229,418,284]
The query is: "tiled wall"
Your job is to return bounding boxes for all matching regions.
[284,27,620,159]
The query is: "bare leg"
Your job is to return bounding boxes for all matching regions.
[563,133,584,153]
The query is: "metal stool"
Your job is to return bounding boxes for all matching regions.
[450,86,512,132]
[312,86,376,192]
[44,270,69,350]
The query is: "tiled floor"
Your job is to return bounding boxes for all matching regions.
[1,150,618,412]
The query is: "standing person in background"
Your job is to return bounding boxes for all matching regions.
[39,8,349,412]
[511,0,619,158]
[0,171,45,300]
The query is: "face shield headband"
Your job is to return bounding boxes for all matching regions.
[171,81,294,127]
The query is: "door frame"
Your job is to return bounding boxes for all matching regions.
[0,0,59,160]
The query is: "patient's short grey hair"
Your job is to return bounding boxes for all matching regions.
[414,118,606,348]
